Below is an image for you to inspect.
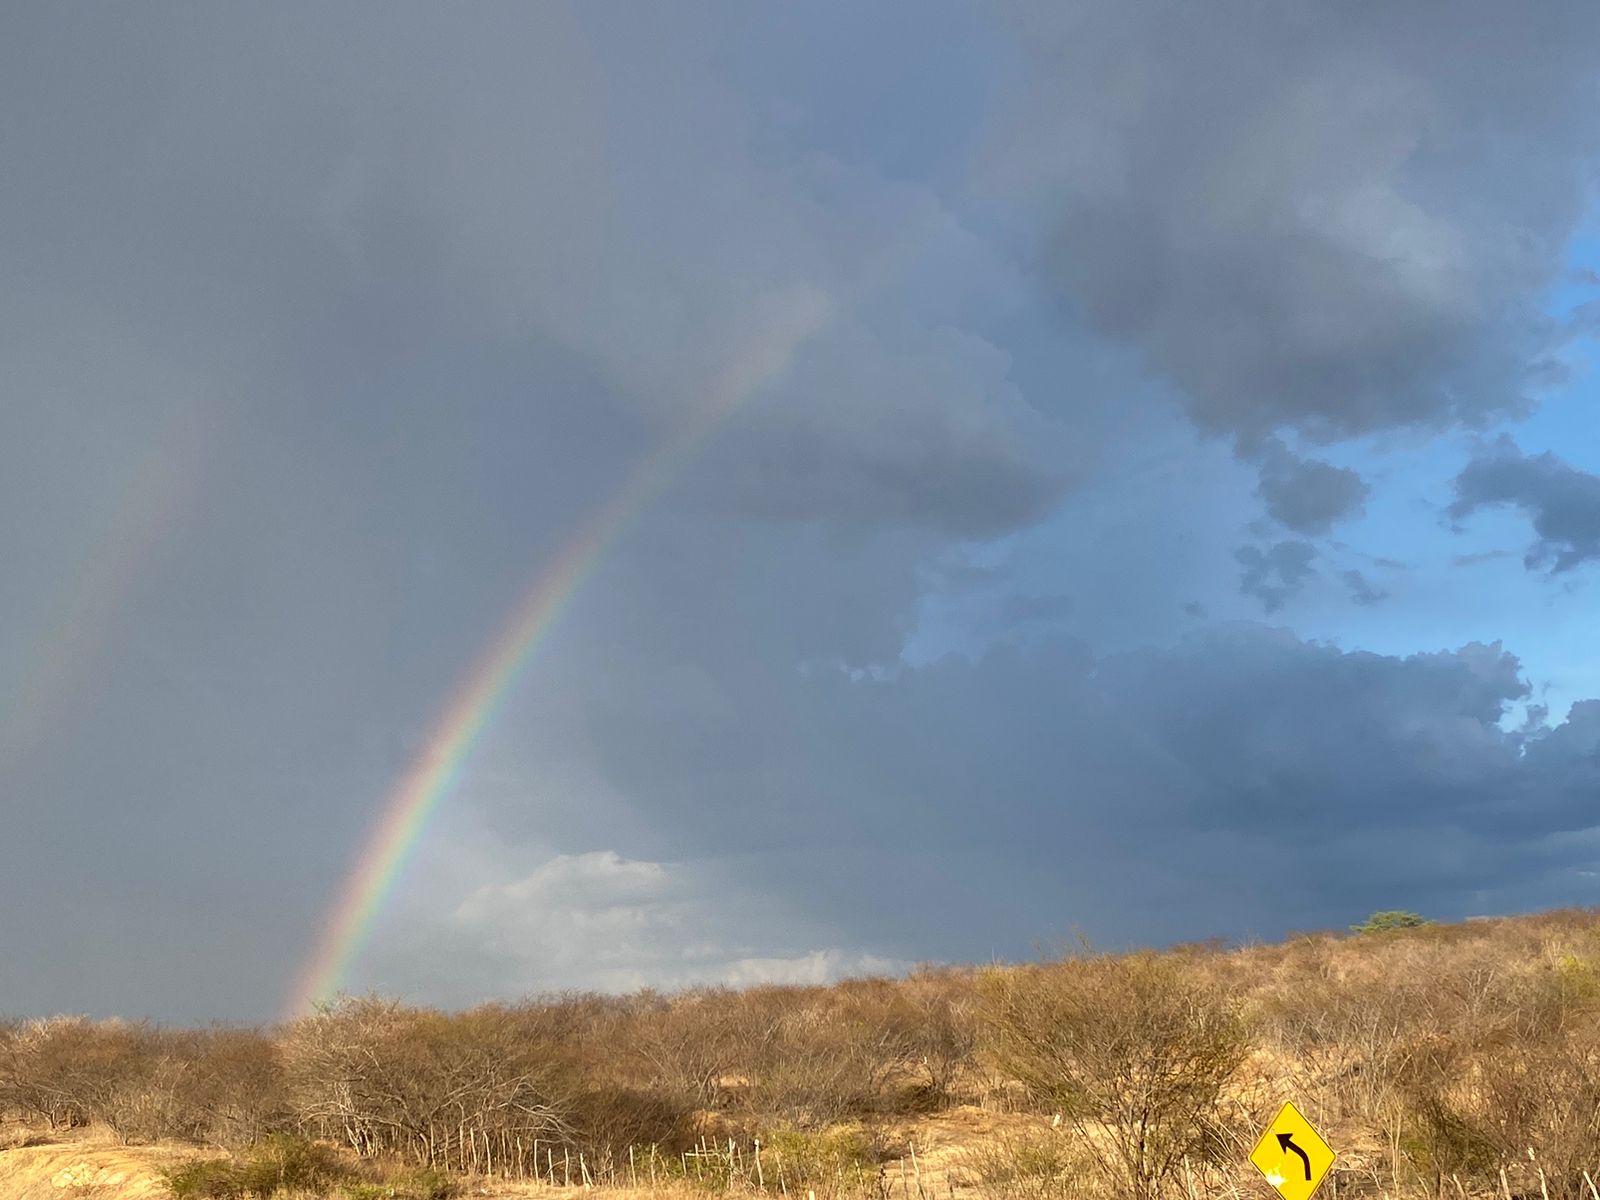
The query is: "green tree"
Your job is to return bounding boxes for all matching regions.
[1350,910,1429,935]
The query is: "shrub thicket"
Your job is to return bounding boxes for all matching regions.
[6,908,1600,1200]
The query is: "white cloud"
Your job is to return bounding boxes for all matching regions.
[409,851,910,1000]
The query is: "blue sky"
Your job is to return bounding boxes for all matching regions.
[3,2,1600,1020]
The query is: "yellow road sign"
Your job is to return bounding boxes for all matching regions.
[1249,1101,1336,1200]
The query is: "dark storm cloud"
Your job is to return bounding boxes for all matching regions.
[1256,443,1370,535]
[1236,540,1317,612]
[6,0,1600,1018]
[1,4,1069,544]
[1450,437,1600,572]
[568,619,1600,959]
[995,0,1600,448]
[0,2,1076,1017]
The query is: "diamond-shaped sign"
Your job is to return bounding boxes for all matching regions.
[1249,1101,1336,1200]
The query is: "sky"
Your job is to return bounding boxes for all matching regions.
[3,1,1600,1022]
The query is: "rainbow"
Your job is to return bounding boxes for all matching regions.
[1,442,199,769]
[284,288,831,1019]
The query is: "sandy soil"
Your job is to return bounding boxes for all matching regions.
[0,1128,196,1200]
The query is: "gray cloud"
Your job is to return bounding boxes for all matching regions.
[1571,299,1600,336]
[1450,436,1600,571]
[1342,570,1389,607]
[1236,540,1317,612]
[1256,443,1371,534]
[4,2,1599,1020]
[545,621,1600,969]
[0,3,1074,1019]
[0,5,1073,546]
[994,0,1600,448]
[692,320,1068,538]
[997,592,1074,625]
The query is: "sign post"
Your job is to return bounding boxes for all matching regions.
[1249,1101,1336,1200]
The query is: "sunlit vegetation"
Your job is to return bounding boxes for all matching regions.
[6,908,1600,1198]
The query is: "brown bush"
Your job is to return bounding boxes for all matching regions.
[980,951,1246,1200]
[954,1127,1096,1200]
[632,987,752,1114]
[0,1017,205,1142]
[732,984,924,1127]
[284,996,574,1170]
[187,1028,290,1149]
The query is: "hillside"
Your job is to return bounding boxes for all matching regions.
[7,908,1600,1200]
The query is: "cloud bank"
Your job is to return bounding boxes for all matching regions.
[3,2,1600,1018]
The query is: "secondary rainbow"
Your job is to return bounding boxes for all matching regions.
[2,436,200,769]
[284,289,831,1019]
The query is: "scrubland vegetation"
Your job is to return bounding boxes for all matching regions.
[7,909,1600,1199]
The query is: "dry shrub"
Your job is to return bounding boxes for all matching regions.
[878,970,1000,1113]
[162,1159,254,1200]
[980,951,1246,1200]
[284,997,573,1169]
[568,1082,695,1153]
[737,989,903,1126]
[1467,994,1600,1200]
[1282,921,1600,1200]
[162,1135,352,1199]
[0,1017,205,1142]
[342,1156,457,1200]
[953,1128,1097,1200]
[632,987,751,1114]
[187,1029,289,1150]
[161,1133,455,1200]
[720,976,980,1127]
[761,1124,892,1200]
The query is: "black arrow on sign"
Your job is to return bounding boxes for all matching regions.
[1276,1133,1312,1181]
